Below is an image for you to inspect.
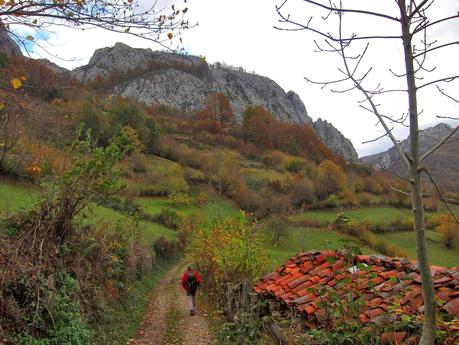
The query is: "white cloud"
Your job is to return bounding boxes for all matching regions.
[21,0,459,157]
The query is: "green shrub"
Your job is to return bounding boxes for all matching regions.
[218,312,261,345]
[154,208,183,229]
[322,194,338,208]
[168,191,193,207]
[373,239,407,257]
[286,157,307,173]
[12,272,91,345]
[186,218,269,305]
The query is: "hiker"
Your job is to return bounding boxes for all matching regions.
[181,266,202,315]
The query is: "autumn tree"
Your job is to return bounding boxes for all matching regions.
[276,1,459,343]
[0,0,191,50]
[315,159,347,199]
[197,92,235,133]
[436,214,459,249]
[242,105,274,150]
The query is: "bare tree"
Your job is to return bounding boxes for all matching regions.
[275,1,459,344]
[0,0,192,51]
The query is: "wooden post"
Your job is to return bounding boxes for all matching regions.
[225,284,234,321]
[262,316,290,345]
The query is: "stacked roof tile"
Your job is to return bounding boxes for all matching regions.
[254,250,459,328]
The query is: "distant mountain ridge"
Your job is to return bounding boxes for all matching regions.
[362,123,459,191]
[71,42,358,161]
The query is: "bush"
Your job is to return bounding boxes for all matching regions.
[13,272,92,345]
[286,157,307,173]
[154,208,183,229]
[322,194,339,208]
[288,178,315,209]
[153,236,178,260]
[218,312,261,345]
[186,218,269,305]
[125,164,189,197]
[373,239,408,257]
[436,214,459,249]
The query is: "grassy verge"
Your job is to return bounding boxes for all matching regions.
[93,259,179,345]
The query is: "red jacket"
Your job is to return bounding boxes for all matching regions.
[181,269,202,292]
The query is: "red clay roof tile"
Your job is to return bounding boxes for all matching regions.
[442,297,459,315]
[254,250,459,330]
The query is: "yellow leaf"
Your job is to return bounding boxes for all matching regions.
[20,76,27,81]
[167,32,173,40]
[0,102,4,110]
[11,78,22,89]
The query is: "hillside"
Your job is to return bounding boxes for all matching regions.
[70,42,358,161]
[1,28,458,345]
[362,123,459,192]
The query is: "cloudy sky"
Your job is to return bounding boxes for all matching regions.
[22,0,459,157]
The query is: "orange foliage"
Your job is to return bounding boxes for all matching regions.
[241,105,343,165]
[196,92,234,133]
[2,56,60,100]
[242,105,274,149]
[27,142,70,176]
[436,214,459,248]
[315,159,348,198]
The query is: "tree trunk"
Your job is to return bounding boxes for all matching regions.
[400,2,436,343]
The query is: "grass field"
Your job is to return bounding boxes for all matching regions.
[82,204,177,241]
[266,227,375,269]
[136,196,243,222]
[0,180,40,216]
[289,206,457,225]
[374,230,459,267]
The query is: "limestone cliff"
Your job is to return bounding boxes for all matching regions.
[72,42,359,160]
[313,118,358,161]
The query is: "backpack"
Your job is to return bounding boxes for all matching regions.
[185,271,198,292]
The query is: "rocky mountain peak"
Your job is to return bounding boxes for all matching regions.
[71,42,359,161]
[313,118,359,161]
[361,122,459,191]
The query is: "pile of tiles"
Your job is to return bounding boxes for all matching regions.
[254,250,458,327]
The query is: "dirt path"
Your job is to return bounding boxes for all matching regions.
[128,263,214,345]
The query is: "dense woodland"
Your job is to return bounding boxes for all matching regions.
[1,51,458,345]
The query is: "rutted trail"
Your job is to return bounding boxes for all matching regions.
[128,263,213,345]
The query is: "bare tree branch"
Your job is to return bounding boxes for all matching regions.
[414,41,459,58]
[436,86,459,103]
[377,167,412,183]
[417,75,459,90]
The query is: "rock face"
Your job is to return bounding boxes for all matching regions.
[72,43,312,124]
[72,42,359,160]
[0,22,22,57]
[313,118,359,161]
[361,123,459,191]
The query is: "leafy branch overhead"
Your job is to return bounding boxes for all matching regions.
[0,0,193,49]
